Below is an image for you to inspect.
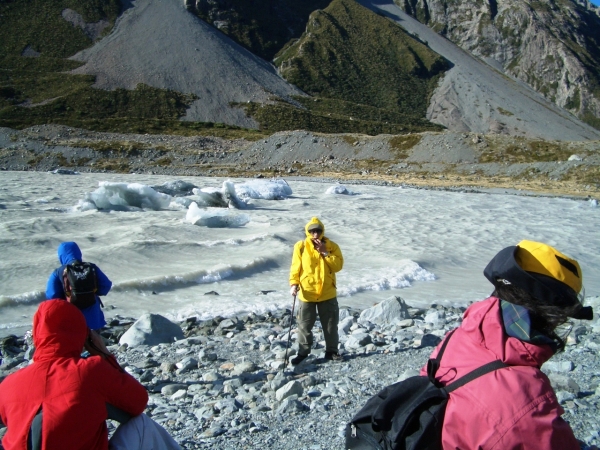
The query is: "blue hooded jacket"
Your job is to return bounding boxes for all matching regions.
[45,242,112,330]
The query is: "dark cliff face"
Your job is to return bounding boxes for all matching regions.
[191,0,332,61]
[395,0,600,129]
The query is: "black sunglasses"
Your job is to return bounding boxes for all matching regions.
[309,229,322,233]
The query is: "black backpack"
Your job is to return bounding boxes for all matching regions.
[62,262,98,310]
[345,329,507,450]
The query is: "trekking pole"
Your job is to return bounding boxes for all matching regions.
[284,293,297,366]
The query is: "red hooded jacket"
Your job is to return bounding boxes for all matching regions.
[420,297,579,450]
[0,300,148,450]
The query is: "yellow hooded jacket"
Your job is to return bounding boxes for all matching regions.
[289,217,344,302]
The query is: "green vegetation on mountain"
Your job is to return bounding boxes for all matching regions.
[0,80,193,127]
[1,0,441,136]
[195,0,450,134]
[0,0,120,58]
[239,0,447,134]
[0,0,223,135]
[243,97,443,134]
[275,0,449,117]
[194,0,331,61]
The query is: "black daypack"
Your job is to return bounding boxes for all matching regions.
[62,261,97,310]
[345,329,507,450]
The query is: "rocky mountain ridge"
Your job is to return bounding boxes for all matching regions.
[1,0,600,141]
[395,0,600,129]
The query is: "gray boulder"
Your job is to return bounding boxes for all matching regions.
[276,380,303,401]
[276,397,304,414]
[358,296,411,327]
[338,316,354,335]
[161,383,188,396]
[270,371,289,391]
[345,333,372,349]
[118,314,184,347]
[548,373,581,394]
[232,361,256,376]
[543,361,574,373]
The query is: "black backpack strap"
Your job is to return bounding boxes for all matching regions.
[444,360,507,393]
[427,328,508,390]
[426,329,456,384]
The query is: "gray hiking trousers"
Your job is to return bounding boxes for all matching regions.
[297,297,339,356]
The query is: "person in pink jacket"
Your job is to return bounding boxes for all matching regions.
[421,240,594,450]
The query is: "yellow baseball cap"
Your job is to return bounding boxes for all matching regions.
[484,240,592,319]
[515,240,582,294]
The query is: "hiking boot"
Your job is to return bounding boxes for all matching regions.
[325,352,342,361]
[291,354,308,365]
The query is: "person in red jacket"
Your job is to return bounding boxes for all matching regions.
[0,300,178,450]
[421,240,594,450]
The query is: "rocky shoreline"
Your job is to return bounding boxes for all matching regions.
[2,296,600,449]
[1,125,599,199]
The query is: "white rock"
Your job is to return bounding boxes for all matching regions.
[424,310,445,325]
[345,333,372,349]
[397,319,414,327]
[202,371,221,382]
[338,317,354,335]
[276,380,303,401]
[543,361,574,373]
[232,361,256,376]
[119,314,184,347]
[171,389,188,400]
[358,296,411,327]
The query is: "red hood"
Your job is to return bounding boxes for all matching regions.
[461,296,555,367]
[33,299,88,361]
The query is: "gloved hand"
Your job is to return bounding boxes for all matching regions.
[290,285,299,296]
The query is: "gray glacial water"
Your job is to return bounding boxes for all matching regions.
[1,171,599,337]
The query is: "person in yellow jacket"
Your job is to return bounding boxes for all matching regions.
[289,217,344,364]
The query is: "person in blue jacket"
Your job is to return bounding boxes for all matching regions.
[46,242,112,330]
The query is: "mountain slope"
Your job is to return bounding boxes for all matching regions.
[2,0,599,140]
[69,0,304,128]
[193,0,332,61]
[395,0,600,129]
[358,0,600,140]
[274,0,449,118]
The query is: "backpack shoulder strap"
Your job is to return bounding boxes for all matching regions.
[427,328,508,390]
[426,328,456,383]
[444,360,508,393]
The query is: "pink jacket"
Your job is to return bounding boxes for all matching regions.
[420,297,579,450]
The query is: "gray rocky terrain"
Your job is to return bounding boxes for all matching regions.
[392,0,600,126]
[358,0,600,141]
[1,125,599,199]
[2,296,600,449]
[69,0,304,128]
